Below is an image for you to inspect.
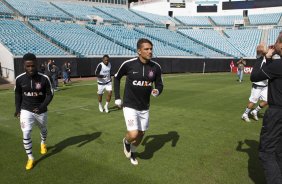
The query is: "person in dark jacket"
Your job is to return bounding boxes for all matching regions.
[250,32,282,184]
[114,38,163,165]
[14,53,53,170]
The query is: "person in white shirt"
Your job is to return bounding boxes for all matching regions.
[95,55,112,113]
[241,44,268,122]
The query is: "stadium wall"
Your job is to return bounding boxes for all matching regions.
[130,0,282,16]
[13,57,257,80]
[0,44,15,82]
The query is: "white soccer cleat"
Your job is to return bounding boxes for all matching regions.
[250,111,259,121]
[130,152,138,166]
[104,105,109,113]
[242,114,251,122]
[123,138,131,158]
[98,104,103,112]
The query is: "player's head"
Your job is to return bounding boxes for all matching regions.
[23,53,37,76]
[102,55,109,65]
[256,43,268,58]
[274,31,282,56]
[137,38,153,62]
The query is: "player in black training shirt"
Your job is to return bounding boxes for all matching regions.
[251,32,282,184]
[114,38,163,165]
[14,53,53,170]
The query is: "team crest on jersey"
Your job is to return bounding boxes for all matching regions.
[35,82,42,90]
[148,70,154,78]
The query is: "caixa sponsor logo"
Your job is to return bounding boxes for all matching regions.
[133,80,152,86]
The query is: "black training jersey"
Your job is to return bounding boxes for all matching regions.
[15,72,54,114]
[251,57,282,108]
[114,57,163,111]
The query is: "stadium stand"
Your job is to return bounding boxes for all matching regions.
[0,19,67,56]
[86,25,193,57]
[224,29,262,57]
[248,13,282,25]
[0,1,13,16]
[268,27,282,45]
[178,29,243,57]
[134,27,225,57]
[3,0,71,20]
[51,2,119,23]
[210,15,243,26]
[174,16,212,26]
[131,9,181,26]
[29,21,135,57]
[95,6,153,25]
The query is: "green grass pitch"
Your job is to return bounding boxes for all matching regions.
[0,73,266,184]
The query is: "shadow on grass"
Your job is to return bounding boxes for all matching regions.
[137,131,179,160]
[236,140,266,184]
[108,106,122,112]
[35,132,102,166]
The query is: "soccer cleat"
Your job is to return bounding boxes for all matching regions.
[250,111,259,121]
[241,114,251,122]
[25,159,34,170]
[123,138,131,158]
[98,104,103,112]
[104,105,109,113]
[41,143,47,155]
[130,152,138,165]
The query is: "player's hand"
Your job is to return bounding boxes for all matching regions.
[14,112,20,118]
[151,89,159,97]
[115,99,122,107]
[266,46,276,58]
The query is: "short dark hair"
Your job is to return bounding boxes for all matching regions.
[23,53,36,61]
[103,55,109,59]
[137,38,153,50]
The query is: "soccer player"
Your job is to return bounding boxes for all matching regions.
[250,32,282,184]
[114,38,163,165]
[95,55,112,113]
[241,44,268,122]
[14,53,53,170]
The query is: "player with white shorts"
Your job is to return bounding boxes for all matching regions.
[241,44,268,122]
[95,55,112,113]
[114,38,163,165]
[15,53,53,170]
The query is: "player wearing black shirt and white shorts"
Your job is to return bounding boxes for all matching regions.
[95,55,112,113]
[114,38,163,165]
[241,45,268,122]
[251,33,282,184]
[14,53,53,170]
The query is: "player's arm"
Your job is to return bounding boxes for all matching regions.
[251,49,276,82]
[152,66,163,97]
[14,78,22,117]
[35,77,54,114]
[114,62,127,104]
[95,64,105,78]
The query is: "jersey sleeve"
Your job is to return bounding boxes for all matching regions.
[14,78,22,114]
[154,65,164,95]
[250,57,272,82]
[114,62,128,99]
[95,63,104,78]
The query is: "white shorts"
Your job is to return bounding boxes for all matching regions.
[249,86,268,103]
[123,107,149,131]
[20,109,47,132]
[97,82,112,95]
